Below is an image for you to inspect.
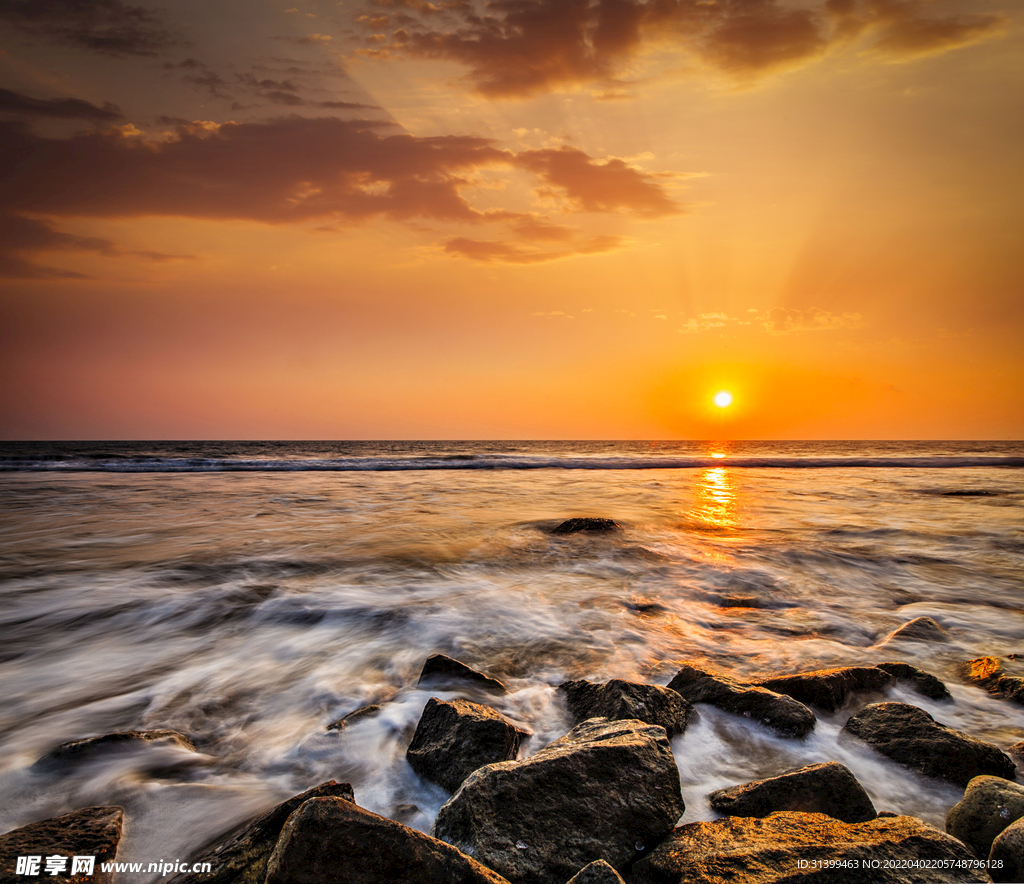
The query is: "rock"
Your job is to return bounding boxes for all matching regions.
[0,807,123,884]
[842,702,1017,787]
[551,518,621,535]
[558,679,694,737]
[1009,740,1024,760]
[432,717,684,884]
[34,729,197,769]
[264,797,510,884]
[755,666,894,713]
[327,704,381,731]
[630,812,992,883]
[990,815,1024,883]
[565,859,625,884]
[667,664,815,738]
[418,654,507,693]
[883,616,951,643]
[167,781,354,884]
[946,776,1024,858]
[961,657,1024,706]
[877,661,952,700]
[708,762,876,823]
[407,697,529,793]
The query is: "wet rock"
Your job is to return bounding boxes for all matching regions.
[565,859,625,884]
[34,729,197,769]
[327,704,381,731]
[432,717,684,884]
[167,781,354,884]
[630,812,991,884]
[946,776,1024,859]
[667,663,815,738]
[558,679,694,737]
[708,761,876,823]
[418,654,507,693]
[961,657,1024,706]
[407,697,529,793]
[877,661,952,700]
[264,797,510,884]
[883,616,951,644]
[989,815,1024,883]
[551,518,621,535]
[1009,740,1024,761]
[755,666,894,713]
[842,702,1016,788]
[0,806,123,884]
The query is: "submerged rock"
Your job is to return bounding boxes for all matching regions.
[327,704,382,731]
[264,797,510,884]
[882,616,951,644]
[667,663,815,738]
[630,812,991,884]
[558,679,694,737]
[961,657,1024,706]
[708,761,876,823]
[842,702,1016,787]
[551,518,621,535]
[34,729,197,769]
[876,661,952,700]
[565,859,625,884]
[0,806,123,884]
[167,781,354,884]
[990,816,1024,883]
[946,776,1024,859]
[418,654,507,693]
[407,697,529,793]
[432,717,684,884]
[755,666,894,713]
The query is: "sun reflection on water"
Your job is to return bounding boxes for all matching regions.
[691,445,739,531]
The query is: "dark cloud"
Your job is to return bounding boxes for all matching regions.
[0,0,177,56]
[352,0,1005,97]
[0,88,123,122]
[444,233,623,263]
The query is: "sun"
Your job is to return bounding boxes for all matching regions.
[713,390,734,408]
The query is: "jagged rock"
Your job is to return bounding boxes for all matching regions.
[0,807,123,884]
[708,762,876,823]
[551,518,621,535]
[432,717,684,884]
[34,729,197,769]
[990,816,1024,883]
[565,859,625,884]
[667,664,815,738]
[961,657,1024,706]
[327,704,382,731]
[418,654,507,693]
[264,797,510,884]
[755,666,894,713]
[1009,740,1024,760]
[842,702,1016,787]
[167,781,354,884]
[407,697,529,793]
[877,662,952,700]
[558,679,693,737]
[883,617,951,644]
[630,812,992,883]
[946,776,1024,859]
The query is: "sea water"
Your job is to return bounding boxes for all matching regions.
[1,441,1022,880]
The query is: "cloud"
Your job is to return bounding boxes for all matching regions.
[0,0,177,56]
[0,88,123,122]
[349,0,1005,97]
[444,233,623,263]
[677,307,862,334]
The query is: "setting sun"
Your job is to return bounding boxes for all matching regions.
[714,391,734,409]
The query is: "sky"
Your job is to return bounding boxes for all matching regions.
[0,0,1021,439]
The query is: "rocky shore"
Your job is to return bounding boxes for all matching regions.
[3,631,1023,884]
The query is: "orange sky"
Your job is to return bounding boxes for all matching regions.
[1,0,1021,439]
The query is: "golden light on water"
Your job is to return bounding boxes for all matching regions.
[714,391,734,408]
[691,466,738,531]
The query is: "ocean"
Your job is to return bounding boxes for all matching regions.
[1,440,1022,879]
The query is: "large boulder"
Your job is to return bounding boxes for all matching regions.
[708,762,876,823]
[755,666,894,712]
[167,781,354,884]
[667,664,815,738]
[882,617,951,644]
[0,806,123,884]
[876,662,951,701]
[418,654,507,693]
[558,679,693,737]
[432,717,684,884]
[630,812,992,883]
[264,797,510,884]
[990,816,1024,883]
[841,703,1016,788]
[407,697,530,793]
[946,776,1024,858]
[565,860,625,883]
[551,518,621,535]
